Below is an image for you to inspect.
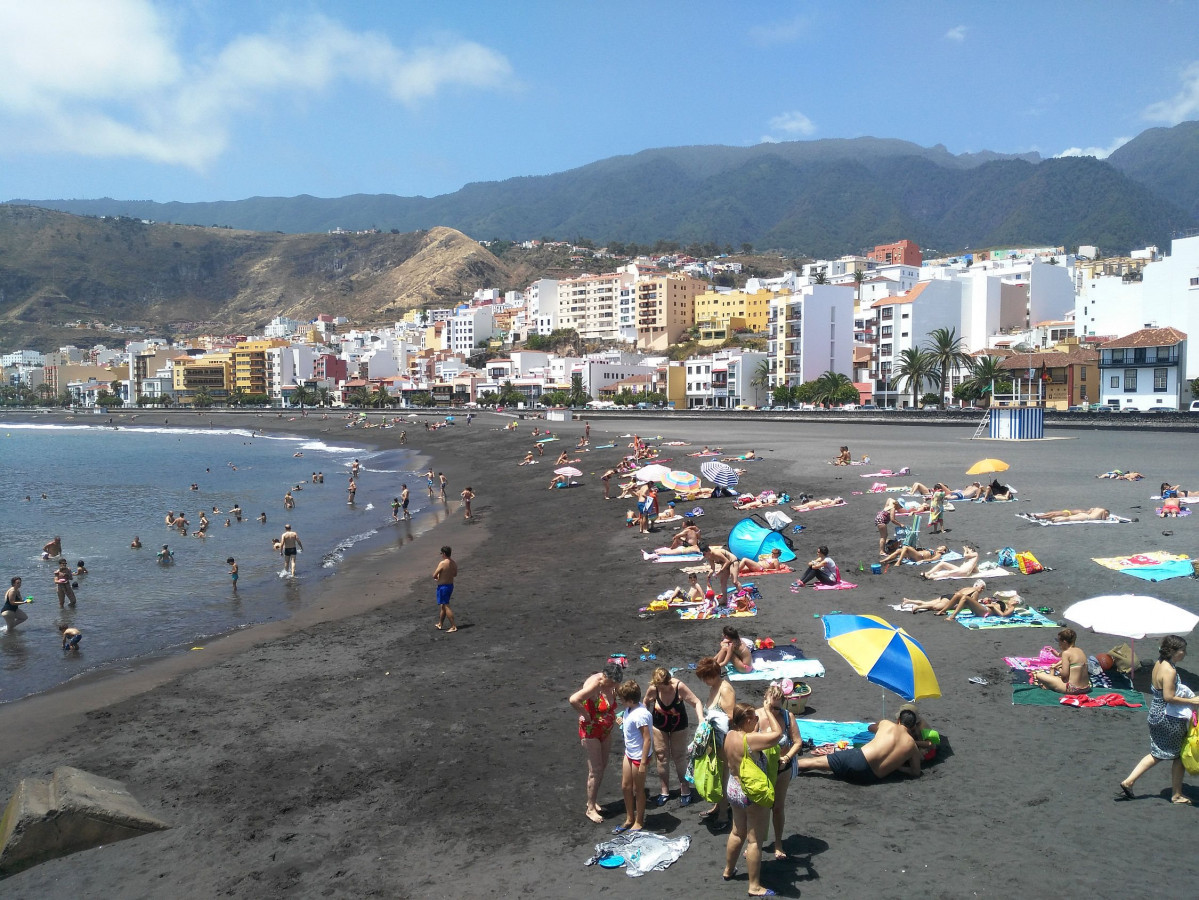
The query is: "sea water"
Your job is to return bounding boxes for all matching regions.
[0,421,431,703]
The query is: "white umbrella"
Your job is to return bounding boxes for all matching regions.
[1064,595,1199,676]
[634,464,671,483]
[700,460,739,490]
[554,466,582,477]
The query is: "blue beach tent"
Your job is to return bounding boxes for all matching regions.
[727,516,797,563]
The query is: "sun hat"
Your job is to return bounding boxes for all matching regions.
[704,589,716,599]
[779,678,795,697]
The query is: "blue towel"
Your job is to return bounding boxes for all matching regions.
[954,608,1058,629]
[800,720,875,746]
[1119,560,1195,582]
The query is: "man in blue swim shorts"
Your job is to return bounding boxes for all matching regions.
[795,711,923,784]
[432,545,458,633]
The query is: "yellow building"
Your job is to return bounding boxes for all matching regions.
[693,288,772,345]
[172,353,232,405]
[232,339,288,396]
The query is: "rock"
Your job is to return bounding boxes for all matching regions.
[0,767,169,877]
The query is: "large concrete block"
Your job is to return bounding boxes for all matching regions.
[0,766,169,877]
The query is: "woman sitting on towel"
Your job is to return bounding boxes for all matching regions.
[519,450,535,465]
[881,544,949,567]
[791,497,844,512]
[980,480,1013,501]
[794,545,838,586]
[1030,506,1109,523]
[921,547,979,580]
[714,625,754,673]
[735,548,786,577]
[1032,628,1091,694]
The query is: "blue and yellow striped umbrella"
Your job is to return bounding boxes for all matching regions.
[822,614,941,702]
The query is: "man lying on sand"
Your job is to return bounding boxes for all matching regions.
[1029,507,1110,523]
[796,710,923,784]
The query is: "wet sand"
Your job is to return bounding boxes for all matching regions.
[2,412,1197,897]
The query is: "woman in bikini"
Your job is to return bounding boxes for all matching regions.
[1033,628,1091,694]
[875,498,901,558]
[734,548,786,578]
[791,497,843,512]
[946,590,1024,620]
[569,662,624,823]
[722,701,783,896]
[921,547,979,580]
[697,656,736,827]
[881,544,948,567]
[714,625,754,673]
[1030,507,1109,523]
[643,668,705,807]
[1161,482,1193,498]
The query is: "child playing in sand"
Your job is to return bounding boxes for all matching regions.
[615,680,651,834]
[58,623,82,652]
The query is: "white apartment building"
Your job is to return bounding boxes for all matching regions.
[683,349,768,409]
[265,345,317,403]
[1078,234,1199,381]
[524,279,559,336]
[573,358,656,399]
[869,281,963,406]
[264,316,303,338]
[556,272,635,342]
[446,307,495,356]
[1,350,44,367]
[768,283,855,387]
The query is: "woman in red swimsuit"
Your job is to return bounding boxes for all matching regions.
[570,662,624,823]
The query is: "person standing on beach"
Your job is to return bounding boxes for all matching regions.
[54,559,77,608]
[351,459,361,479]
[346,477,357,504]
[280,525,302,576]
[2,577,30,632]
[426,468,436,498]
[584,421,590,441]
[438,472,448,502]
[227,558,238,591]
[461,486,475,519]
[601,469,616,500]
[432,545,458,632]
[401,484,411,519]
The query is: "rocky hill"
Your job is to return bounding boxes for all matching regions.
[0,207,516,350]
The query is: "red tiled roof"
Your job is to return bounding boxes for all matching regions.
[1101,326,1186,349]
[997,349,1097,371]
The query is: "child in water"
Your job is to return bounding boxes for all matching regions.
[227,557,238,591]
[59,623,82,652]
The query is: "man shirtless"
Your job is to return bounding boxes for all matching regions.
[669,522,701,550]
[795,711,924,783]
[1029,507,1109,523]
[42,536,62,559]
[433,545,458,633]
[279,524,303,576]
[1033,628,1091,694]
[702,544,739,597]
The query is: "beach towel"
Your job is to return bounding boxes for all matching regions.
[585,830,691,877]
[797,720,876,747]
[729,657,826,681]
[1092,551,1194,582]
[1017,513,1133,526]
[535,437,560,443]
[1118,560,1195,582]
[927,564,1011,581]
[791,500,848,513]
[1156,507,1192,517]
[1003,648,1062,670]
[902,550,964,566]
[744,564,795,576]
[861,468,909,477]
[811,580,857,590]
[677,606,758,620]
[1093,551,1190,570]
[649,553,703,563]
[952,608,1057,629]
[687,451,722,457]
[1011,683,1143,708]
[592,443,616,449]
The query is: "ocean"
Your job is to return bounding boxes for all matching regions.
[0,420,430,703]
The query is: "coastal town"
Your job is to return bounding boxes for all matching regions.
[5,233,1199,414]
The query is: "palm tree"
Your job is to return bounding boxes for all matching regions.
[813,271,827,285]
[36,383,56,406]
[811,371,857,407]
[291,383,313,410]
[750,359,771,390]
[372,383,391,409]
[314,386,331,408]
[192,387,214,409]
[852,268,866,307]
[346,386,372,408]
[890,348,940,409]
[959,356,1007,407]
[228,387,248,408]
[924,327,972,408]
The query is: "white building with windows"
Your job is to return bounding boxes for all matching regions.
[523,279,559,336]
[768,283,855,388]
[869,281,963,406]
[1097,326,1187,411]
[446,307,495,356]
[556,272,635,343]
[683,349,768,409]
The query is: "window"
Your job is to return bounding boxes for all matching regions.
[1080,366,1086,382]
[1190,277,1199,287]
[1124,369,1137,392]
[1154,368,1168,392]
[1110,375,1119,389]
[881,308,893,320]
[880,325,893,338]
[881,343,892,356]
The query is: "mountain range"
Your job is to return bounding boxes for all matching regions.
[9,122,1199,258]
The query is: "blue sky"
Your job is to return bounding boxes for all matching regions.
[3,0,1199,203]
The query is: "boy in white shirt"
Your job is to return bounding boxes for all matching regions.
[615,680,652,833]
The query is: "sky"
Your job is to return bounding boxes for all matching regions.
[3,0,1199,203]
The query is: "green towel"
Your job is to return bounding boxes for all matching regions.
[1011,684,1144,707]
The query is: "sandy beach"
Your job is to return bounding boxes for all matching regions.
[2,410,1198,898]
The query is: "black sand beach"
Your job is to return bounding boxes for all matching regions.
[2,411,1198,898]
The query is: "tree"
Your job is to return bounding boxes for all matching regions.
[813,271,827,285]
[372,383,392,409]
[1188,376,1199,398]
[228,387,248,408]
[749,359,771,391]
[568,373,590,406]
[958,355,1008,407]
[852,268,866,308]
[772,385,792,406]
[346,386,372,408]
[740,243,754,255]
[290,383,313,410]
[890,348,940,409]
[539,389,571,407]
[811,371,858,406]
[419,308,430,326]
[192,388,214,409]
[924,327,972,407]
[497,380,524,406]
[314,387,331,408]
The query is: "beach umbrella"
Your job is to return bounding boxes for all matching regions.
[660,470,700,492]
[822,614,941,703]
[700,460,739,490]
[966,458,1009,475]
[1065,595,1198,641]
[634,464,671,483]
[554,466,583,478]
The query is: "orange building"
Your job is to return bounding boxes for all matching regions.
[868,240,922,267]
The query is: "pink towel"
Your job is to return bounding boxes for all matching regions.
[812,581,857,591]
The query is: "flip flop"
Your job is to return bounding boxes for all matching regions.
[611,825,632,834]
[968,676,988,685]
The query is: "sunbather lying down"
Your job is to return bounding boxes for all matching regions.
[675,487,715,501]
[881,544,948,566]
[921,548,979,580]
[1029,507,1109,523]
[899,582,1023,619]
[1097,470,1143,480]
[734,548,788,577]
[791,497,844,512]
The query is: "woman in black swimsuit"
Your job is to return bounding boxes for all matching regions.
[643,667,705,807]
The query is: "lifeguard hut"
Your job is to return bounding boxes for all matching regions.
[971,373,1050,440]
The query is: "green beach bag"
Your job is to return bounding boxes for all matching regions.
[739,736,775,807]
[692,743,723,802]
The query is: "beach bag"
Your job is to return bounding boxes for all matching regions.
[1108,643,1139,675]
[692,743,723,802]
[1016,551,1043,575]
[1181,715,1199,776]
[739,736,774,806]
[996,547,1017,567]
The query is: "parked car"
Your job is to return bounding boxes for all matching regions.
[1144,406,1175,414]
[1190,401,1199,413]
[1120,406,1139,413]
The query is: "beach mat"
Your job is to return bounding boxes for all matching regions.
[812,580,857,590]
[903,551,964,566]
[798,720,875,746]
[677,607,758,620]
[1012,684,1144,707]
[927,566,1011,581]
[1092,551,1194,582]
[953,609,1058,629]
[1017,513,1133,526]
[729,658,826,681]
[1092,551,1190,571]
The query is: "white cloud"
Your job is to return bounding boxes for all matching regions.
[748,14,809,46]
[1055,136,1133,160]
[0,2,514,169]
[767,111,817,137]
[945,25,968,42]
[1143,60,1199,124]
